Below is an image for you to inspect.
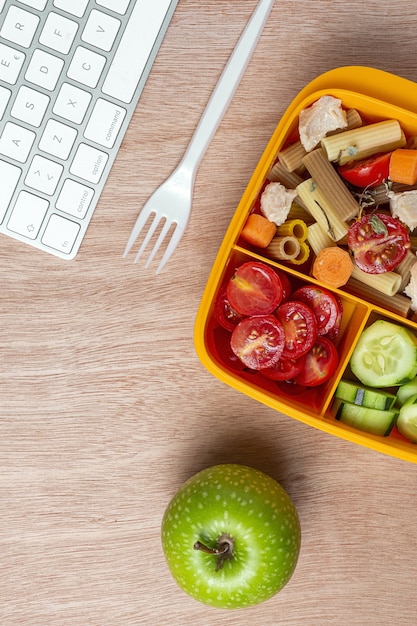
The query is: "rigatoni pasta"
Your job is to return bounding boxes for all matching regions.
[321,119,406,165]
[302,148,361,221]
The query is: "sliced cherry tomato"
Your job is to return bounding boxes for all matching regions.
[325,294,343,341]
[348,212,410,274]
[275,300,317,359]
[230,315,285,370]
[260,355,306,381]
[226,262,283,316]
[338,152,391,189]
[276,270,292,302]
[294,336,339,387]
[214,287,244,332]
[292,285,340,336]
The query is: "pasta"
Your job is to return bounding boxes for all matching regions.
[264,236,300,261]
[302,148,361,221]
[351,265,402,296]
[276,219,308,241]
[278,109,363,172]
[346,278,411,318]
[268,161,304,188]
[395,250,417,291]
[307,222,336,255]
[296,178,350,241]
[321,119,406,165]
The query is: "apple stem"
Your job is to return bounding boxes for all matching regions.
[193,534,234,571]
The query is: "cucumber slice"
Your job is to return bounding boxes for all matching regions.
[350,320,417,387]
[396,377,417,406]
[333,398,398,436]
[335,379,396,410]
[397,393,417,443]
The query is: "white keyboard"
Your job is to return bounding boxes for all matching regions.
[0,0,179,258]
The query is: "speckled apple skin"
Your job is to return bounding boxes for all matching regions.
[161,464,301,609]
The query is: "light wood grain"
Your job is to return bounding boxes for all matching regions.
[2,1,417,625]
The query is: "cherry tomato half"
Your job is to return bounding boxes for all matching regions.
[214,287,244,332]
[260,355,306,381]
[226,262,283,316]
[294,336,339,387]
[276,300,317,359]
[338,152,391,189]
[292,285,340,336]
[230,315,285,370]
[348,213,410,274]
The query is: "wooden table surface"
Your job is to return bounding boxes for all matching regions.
[2,1,417,624]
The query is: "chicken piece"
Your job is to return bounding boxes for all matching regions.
[389,189,417,230]
[299,95,348,152]
[260,182,298,227]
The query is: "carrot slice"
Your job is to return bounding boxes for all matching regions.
[312,246,353,288]
[240,213,276,248]
[389,148,417,185]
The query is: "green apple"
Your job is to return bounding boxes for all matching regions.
[161,464,301,609]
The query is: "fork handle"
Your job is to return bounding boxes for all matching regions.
[179,0,275,176]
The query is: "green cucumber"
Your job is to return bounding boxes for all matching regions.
[397,393,417,443]
[396,377,417,406]
[350,320,417,387]
[335,379,396,410]
[333,398,398,436]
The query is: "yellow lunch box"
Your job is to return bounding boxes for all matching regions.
[194,66,417,464]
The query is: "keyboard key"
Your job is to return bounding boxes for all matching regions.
[96,0,130,15]
[19,0,48,9]
[70,143,108,184]
[82,10,121,52]
[67,46,106,88]
[52,0,89,18]
[102,0,173,103]
[25,155,63,195]
[0,86,11,120]
[7,190,49,239]
[84,98,126,149]
[39,119,77,160]
[0,43,25,85]
[0,6,40,48]
[0,122,35,163]
[39,12,78,54]
[56,179,94,219]
[53,82,92,124]
[41,213,80,253]
[25,49,64,91]
[11,85,50,127]
[0,160,21,222]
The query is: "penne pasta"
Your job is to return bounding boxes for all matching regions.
[302,148,360,221]
[351,265,401,296]
[321,119,406,165]
[296,178,350,241]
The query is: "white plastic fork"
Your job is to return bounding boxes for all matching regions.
[123,0,275,273]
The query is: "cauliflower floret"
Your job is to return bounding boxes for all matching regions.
[389,189,417,230]
[260,182,297,227]
[404,255,417,311]
[299,95,348,152]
